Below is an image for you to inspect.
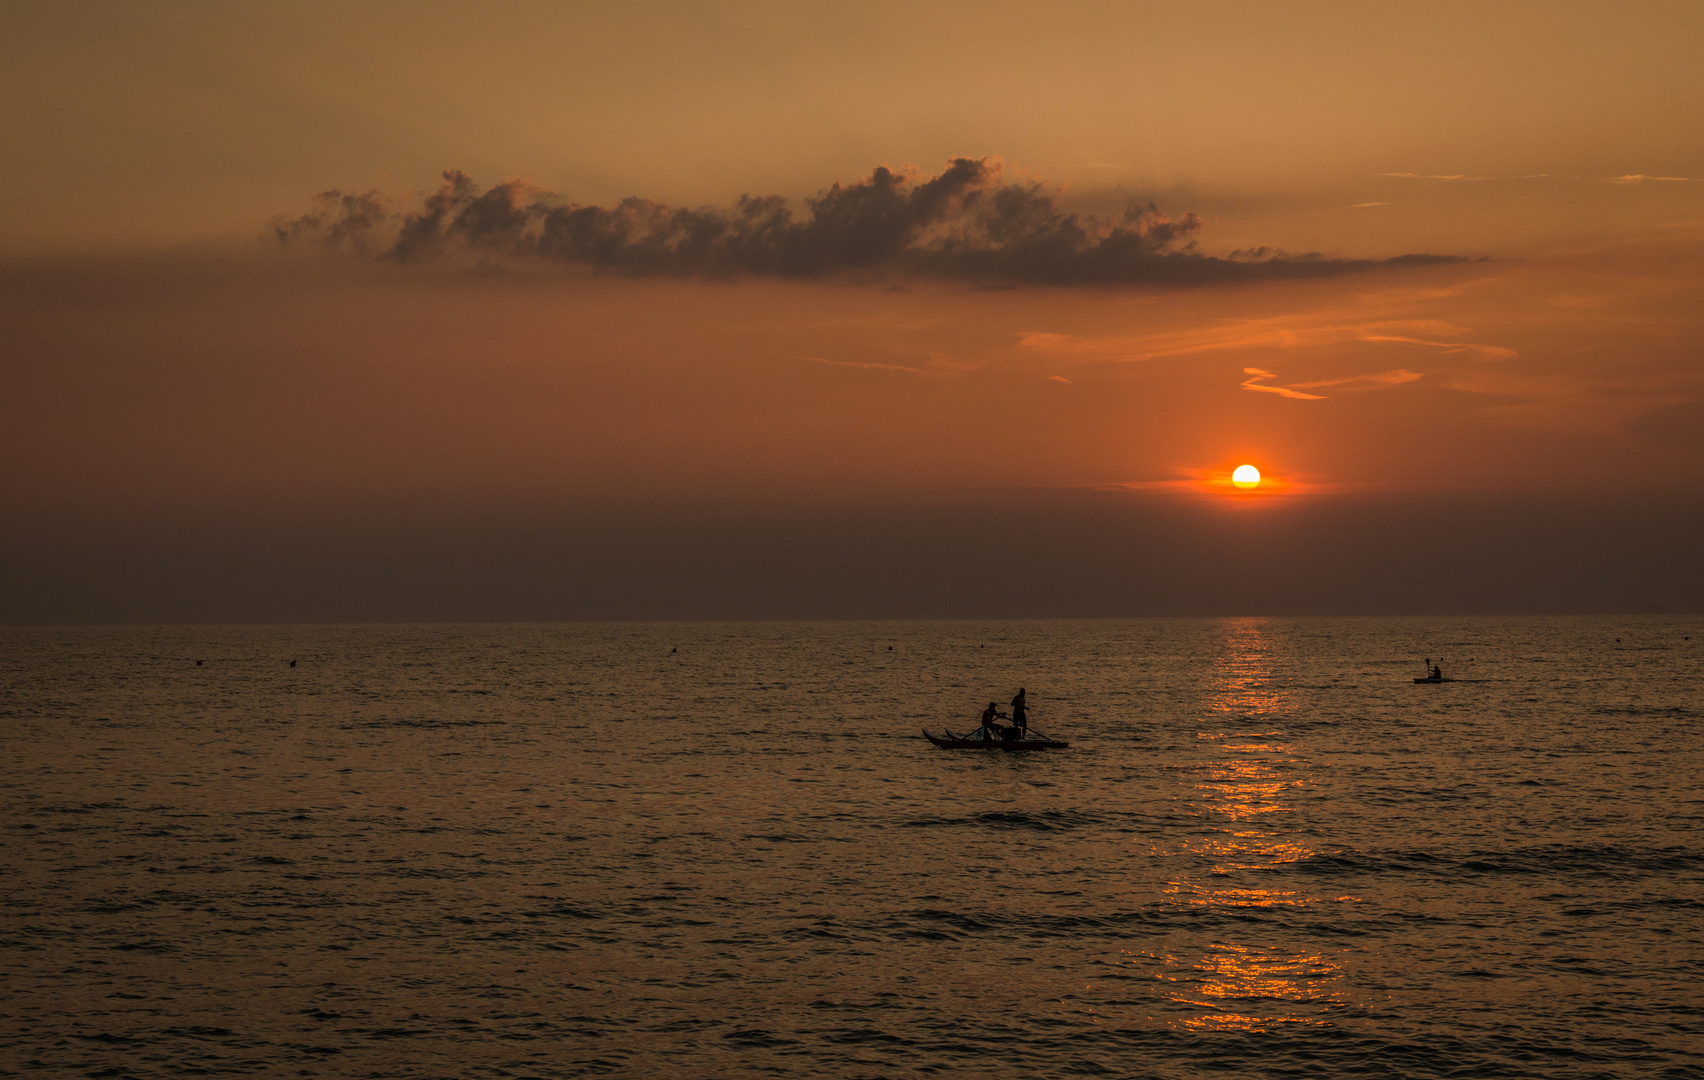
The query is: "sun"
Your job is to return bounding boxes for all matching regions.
[1231,464,1261,490]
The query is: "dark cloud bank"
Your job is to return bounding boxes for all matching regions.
[276,159,1463,285]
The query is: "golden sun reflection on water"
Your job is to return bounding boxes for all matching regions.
[1162,881,1310,907]
[1169,943,1345,1031]
[1145,617,1354,1033]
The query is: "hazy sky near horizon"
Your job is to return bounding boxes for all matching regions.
[3,1,1703,619]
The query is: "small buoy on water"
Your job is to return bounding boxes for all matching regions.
[195,660,203,666]
[289,660,296,667]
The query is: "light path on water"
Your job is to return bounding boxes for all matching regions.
[2,617,1701,1078]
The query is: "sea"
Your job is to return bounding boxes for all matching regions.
[2,617,1701,1079]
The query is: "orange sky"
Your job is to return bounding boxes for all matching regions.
[2,1,1702,619]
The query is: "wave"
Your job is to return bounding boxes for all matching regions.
[900,808,1117,832]
[1292,844,1704,880]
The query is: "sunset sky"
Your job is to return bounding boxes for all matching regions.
[4,1,1702,620]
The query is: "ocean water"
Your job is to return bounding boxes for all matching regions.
[2,617,1702,1079]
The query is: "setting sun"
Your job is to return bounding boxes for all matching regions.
[1232,465,1262,490]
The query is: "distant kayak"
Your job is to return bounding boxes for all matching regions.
[923,729,1069,750]
[1413,676,1455,683]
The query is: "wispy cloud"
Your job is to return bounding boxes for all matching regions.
[1240,366,1420,399]
[1241,368,1326,399]
[276,160,1465,287]
[1017,317,1514,366]
[1378,171,1701,186]
[1291,369,1423,390]
[803,350,977,377]
[804,356,936,375]
[1376,173,1553,181]
[1355,335,1518,362]
[1610,174,1702,184]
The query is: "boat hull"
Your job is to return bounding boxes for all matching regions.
[923,729,1069,750]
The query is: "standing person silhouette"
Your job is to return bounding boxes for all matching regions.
[1009,687,1028,738]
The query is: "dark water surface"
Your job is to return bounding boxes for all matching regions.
[3,618,1702,1078]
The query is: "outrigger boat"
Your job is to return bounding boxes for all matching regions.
[923,728,1069,751]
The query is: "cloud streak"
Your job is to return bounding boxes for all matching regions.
[1376,172,1555,181]
[1240,367,1420,399]
[1610,174,1702,184]
[276,160,1465,286]
[1241,368,1327,399]
[1292,369,1423,390]
[1355,335,1518,362]
[1378,171,1701,185]
[1017,317,1515,367]
[804,356,940,376]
